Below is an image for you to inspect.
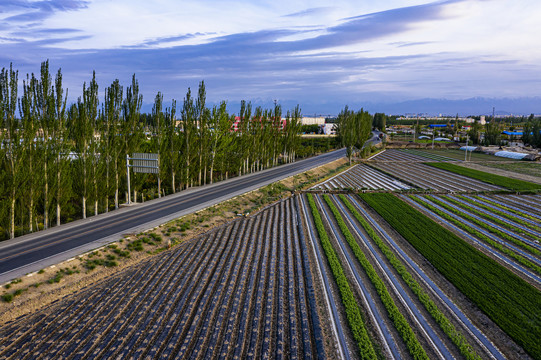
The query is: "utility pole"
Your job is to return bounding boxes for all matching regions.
[465,134,469,161]
[126,154,131,204]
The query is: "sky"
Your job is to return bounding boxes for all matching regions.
[1,0,540,115]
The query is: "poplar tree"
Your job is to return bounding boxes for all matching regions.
[104,80,123,209]
[196,81,207,186]
[34,60,55,229]
[0,64,21,238]
[122,74,143,200]
[19,73,39,232]
[152,91,164,196]
[208,101,229,184]
[181,88,196,188]
[53,68,68,225]
[163,99,178,192]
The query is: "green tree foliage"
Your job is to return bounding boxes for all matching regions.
[336,106,372,164]
[372,112,387,132]
[483,121,501,145]
[522,116,541,148]
[0,64,20,238]
[0,61,308,241]
[467,121,481,145]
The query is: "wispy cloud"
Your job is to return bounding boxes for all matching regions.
[1,0,540,114]
[282,7,334,18]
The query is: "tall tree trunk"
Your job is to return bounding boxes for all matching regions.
[82,196,86,219]
[44,160,48,229]
[57,154,61,227]
[10,193,15,239]
[83,159,87,219]
[29,197,33,233]
[29,155,34,233]
[115,158,119,209]
[106,161,109,213]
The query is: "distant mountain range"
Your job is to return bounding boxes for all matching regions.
[284,97,541,117]
[142,97,541,117]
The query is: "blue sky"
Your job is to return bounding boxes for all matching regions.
[1,0,540,115]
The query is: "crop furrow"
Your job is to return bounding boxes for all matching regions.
[58,234,206,360]
[197,216,259,359]
[178,218,252,359]
[225,210,270,359]
[17,248,177,360]
[153,223,238,359]
[87,236,205,359]
[294,196,324,358]
[254,202,279,359]
[130,225,230,359]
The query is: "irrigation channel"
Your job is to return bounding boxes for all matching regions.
[0,197,326,360]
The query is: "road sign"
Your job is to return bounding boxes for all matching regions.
[131,153,159,173]
[126,153,160,204]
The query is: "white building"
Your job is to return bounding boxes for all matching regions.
[301,116,326,125]
[321,123,336,135]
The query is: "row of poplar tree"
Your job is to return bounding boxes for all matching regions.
[0,61,302,240]
[335,106,374,164]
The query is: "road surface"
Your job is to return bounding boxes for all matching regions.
[0,149,346,283]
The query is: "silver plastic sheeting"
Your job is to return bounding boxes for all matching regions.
[494,151,528,160]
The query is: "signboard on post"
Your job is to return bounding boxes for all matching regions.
[132,153,159,173]
[126,153,159,204]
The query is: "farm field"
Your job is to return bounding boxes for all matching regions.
[302,192,512,360]
[2,148,539,360]
[369,149,433,162]
[369,161,501,192]
[416,149,517,162]
[426,162,541,191]
[403,194,541,285]
[312,164,411,191]
[0,197,328,359]
[475,161,541,178]
[361,193,541,359]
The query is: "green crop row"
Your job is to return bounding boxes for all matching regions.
[472,195,541,223]
[458,195,541,232]
[306,194,378,360]
[444,195,535,236]
[323,194,428,360]
[431,195,540,257]
[410,196,541,277]
[359,193,541,359]
[425,162,541,191]
[338,194,481,360]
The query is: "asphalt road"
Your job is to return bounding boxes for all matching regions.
[0,148,345,283]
